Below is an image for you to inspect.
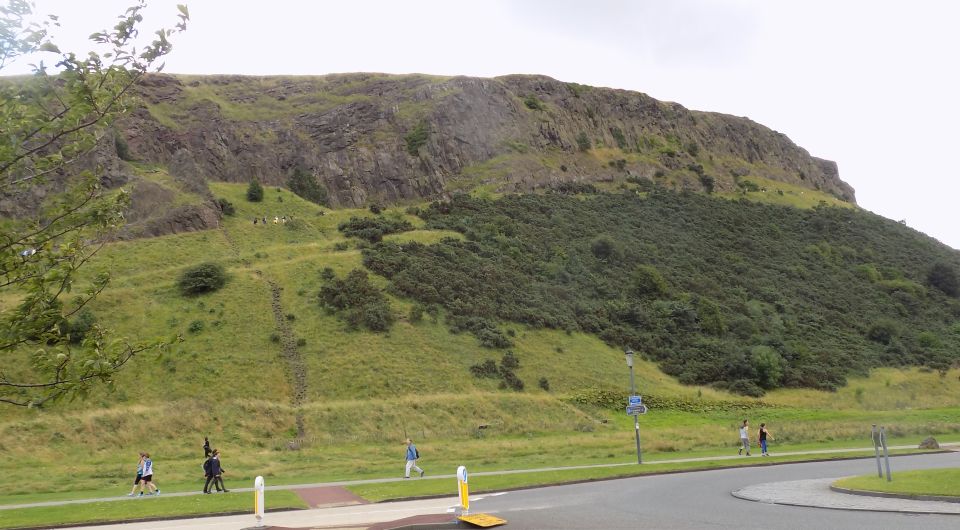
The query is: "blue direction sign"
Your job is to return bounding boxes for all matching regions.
[628,395,642,406]
[626,404,648,415]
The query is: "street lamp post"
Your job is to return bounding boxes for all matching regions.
[625,349,642,464]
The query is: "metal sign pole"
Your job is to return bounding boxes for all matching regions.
[879,427,892,482]
[871,424,882,478]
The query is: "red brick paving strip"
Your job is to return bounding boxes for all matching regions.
[294,486,370,508]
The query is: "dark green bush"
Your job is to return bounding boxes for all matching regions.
[538,377,550,391]
[319,269,395,332]
[65,308,97,344]
[469,359,499,378]
[404,121,428,156]
[928,262,959,297]
[178,263,227,296]
[246,179,264,202]
[339,216,413,243]
[115,133,133,161]
[287,167,328,205]
[501,351,520,369]
[523,95,545,111]
[188,320,204,333]
[216,198,235,216]
[499,368,524,391]
[576,132,591,152]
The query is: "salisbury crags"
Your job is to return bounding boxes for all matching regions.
[120,73,854,207]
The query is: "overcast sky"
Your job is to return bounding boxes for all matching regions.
[11,0,960,249]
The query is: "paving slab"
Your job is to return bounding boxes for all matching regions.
[295,486,369,508]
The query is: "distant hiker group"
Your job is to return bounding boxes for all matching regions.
[253,215,293,225]
[737,419,775,457]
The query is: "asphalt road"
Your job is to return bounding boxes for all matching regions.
[66,452,959,530]
[477,452,959,529]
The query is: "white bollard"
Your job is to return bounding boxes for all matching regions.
[254,476,265,527]
[456,466,469,516]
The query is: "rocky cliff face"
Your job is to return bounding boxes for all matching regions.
[116,73,854,208]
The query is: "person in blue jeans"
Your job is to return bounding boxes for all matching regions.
[404,439,424,478]
[758,423,774,456]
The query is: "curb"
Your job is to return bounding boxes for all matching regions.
[830,484,960,504]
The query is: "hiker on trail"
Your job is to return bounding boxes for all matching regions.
[203,437,212,458]
[253,217,258,225]
[204,449,228,493]
[273,216,279,224]
[404,438,424,479]
[262,217,266,224]
[738,419,751,456]
[140,452,160,496]
[758,423,774,456]
[127,452,145,496]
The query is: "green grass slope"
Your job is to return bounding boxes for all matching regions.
[1,183,959,503]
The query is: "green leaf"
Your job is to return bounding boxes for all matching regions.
[38,42,61,53]
[177,4,190,18]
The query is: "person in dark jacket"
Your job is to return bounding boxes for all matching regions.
[203,449,228,493]
[203,437,211,458]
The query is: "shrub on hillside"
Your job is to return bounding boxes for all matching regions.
[178,263,227,296]
[927,262,959,297]
[576,131,591,152]
[63,309,97,344]
[404,121,428,156]
[287,167,328,205]
[246,179,264,202]
[319,269,395,332]
[338,216,413,243]
[216,198,235,216]
[523,95,545,111]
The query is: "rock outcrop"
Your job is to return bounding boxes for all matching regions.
[117,73,855,208]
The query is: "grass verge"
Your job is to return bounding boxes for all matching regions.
[0,490,307,530]
[833,468,960,498]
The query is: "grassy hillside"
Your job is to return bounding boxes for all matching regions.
[2,183,959,501]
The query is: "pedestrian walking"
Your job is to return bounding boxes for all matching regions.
[758,423,774,456]
[203,437,212,458]
[204,449,229,493]
[140,452,160,496]
[738,419,751,456]
[404,438,424,478]
[127,453,145,496]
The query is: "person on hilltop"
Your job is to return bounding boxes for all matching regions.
[139,452,160,496]
[758,423,775,456]
[738,419,751,456]
[127,452,145,496]
[404,438,425,479]
[203,436,212,458]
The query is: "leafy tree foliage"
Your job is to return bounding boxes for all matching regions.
[287,167,327,205]
[0,0,187,407]
[362,191,960,394]
[246,178,264,202]
[178,263,227,295]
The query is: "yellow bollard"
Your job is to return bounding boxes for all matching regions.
[457,465,469,515]
[254,476,264,527]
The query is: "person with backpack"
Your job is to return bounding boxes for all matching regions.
[404,438,424,478]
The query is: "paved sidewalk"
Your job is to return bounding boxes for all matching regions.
[2,442,956,511]
[732,478,960,514]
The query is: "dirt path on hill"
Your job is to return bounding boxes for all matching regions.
[221,224,307,438]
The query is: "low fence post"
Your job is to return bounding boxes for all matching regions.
[457,466,469,516]
[254,476,265,527]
